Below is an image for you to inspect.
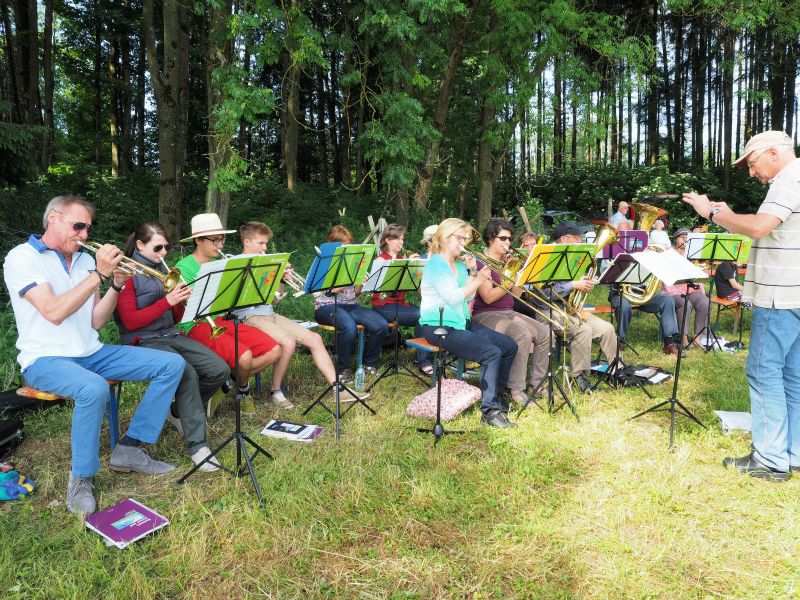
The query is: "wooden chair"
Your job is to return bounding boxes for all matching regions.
[404,337,465,387]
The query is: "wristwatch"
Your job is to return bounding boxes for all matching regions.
[109,280,125,293]
[708,208,721,223]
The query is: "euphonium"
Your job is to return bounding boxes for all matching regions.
[567,223,619,316]
[619,201,668,305]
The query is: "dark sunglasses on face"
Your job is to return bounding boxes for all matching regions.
[53,210,94,235]
[496,236,513,242]
[152,244,169,252]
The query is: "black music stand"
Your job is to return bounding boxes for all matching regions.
[301,242,376,440]
[177,253,288,505]
[416,308,465,445]
[591,253,654,400]
[684,233,751,352]
[362,258,429,391]
[515,243,594,420]
[628,251,710,448]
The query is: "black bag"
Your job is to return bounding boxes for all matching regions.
[0,418,24,459]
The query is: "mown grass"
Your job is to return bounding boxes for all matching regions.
[3,305,800,599]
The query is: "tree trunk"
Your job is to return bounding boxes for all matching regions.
[110,37,121,177]
[136,38,146,168]
[316,67,328,189]
[722,26,734,191]
[206,0,233,223]
[413,0,478,209]
[282,49,300,191]
[553,62,563,169]
[476,96,495,229]
[93,0,102,166]
[40,0,53,170]
[143,0,190,240]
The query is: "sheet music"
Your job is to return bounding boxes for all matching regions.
[362,258,390,293]
[181,259,229,324]
[629,248,709,286]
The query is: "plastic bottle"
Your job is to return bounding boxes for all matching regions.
[354,365,365,391]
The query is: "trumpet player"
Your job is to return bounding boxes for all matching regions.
[232,221,367,405]
[3,196,185,514]
[114,221,231,472]
[175,213,283,416]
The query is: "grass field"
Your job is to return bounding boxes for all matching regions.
[2,305,800,599]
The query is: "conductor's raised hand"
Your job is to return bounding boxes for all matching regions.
[166,282,192,306]
[682,191,712,219]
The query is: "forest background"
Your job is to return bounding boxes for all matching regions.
[1,0,799,260]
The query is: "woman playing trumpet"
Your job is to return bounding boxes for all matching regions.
[114,221,231,471]
[471,219,551,405]
[419,219,518,428]
[369,224,433,377]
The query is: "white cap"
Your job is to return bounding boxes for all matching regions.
[179,213,236,243]
[734,131,794,167]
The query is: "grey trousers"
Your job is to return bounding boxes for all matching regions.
[536,313,616,375]
[139,334,229,453]
[472,310,551,392]
[673,290,710,337]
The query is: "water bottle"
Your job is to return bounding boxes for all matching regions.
[354,365,365,391]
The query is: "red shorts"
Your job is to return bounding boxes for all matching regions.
[188,317,277,369]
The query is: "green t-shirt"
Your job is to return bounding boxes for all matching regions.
[175,254,204,334]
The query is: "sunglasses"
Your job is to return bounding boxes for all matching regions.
[496,235,513,242]
[53,210,94,235]
[151,244,169,253]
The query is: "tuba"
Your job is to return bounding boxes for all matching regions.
[619,202,668,306]
[567,223,619,316]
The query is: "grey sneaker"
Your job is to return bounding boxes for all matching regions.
[167,412,184,435]
[364,366,378,377]
[270,389,295,410]
[67,475,96,515]
[191,446,221,473]
[109,444,176,475]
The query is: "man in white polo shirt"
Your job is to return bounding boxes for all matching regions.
[684,130,800,482]
[3,195,185,514]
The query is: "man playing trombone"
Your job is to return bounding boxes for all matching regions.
[3,195,185,514]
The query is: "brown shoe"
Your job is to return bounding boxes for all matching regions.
[663,343,686,357]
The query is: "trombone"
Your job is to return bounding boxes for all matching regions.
[460,228,572,329]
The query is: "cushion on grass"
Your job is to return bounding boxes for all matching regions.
[406,379,481,421]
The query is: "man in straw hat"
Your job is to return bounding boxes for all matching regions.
[3,195,185,515]
[684,130,800,482]
[176,213,283,417]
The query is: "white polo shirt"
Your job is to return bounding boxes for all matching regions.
[3,235,102,370]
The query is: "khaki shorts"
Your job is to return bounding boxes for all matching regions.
[243,314,312,344]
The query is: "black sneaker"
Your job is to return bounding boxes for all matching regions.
[575,374,592,394]
[338,369,354,385]
[480,409,518,429]
[722,453,789,482]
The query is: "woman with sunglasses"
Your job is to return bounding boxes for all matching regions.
[370,224,433,377]
[471,219,551,405]
[114,221,231,472]
[419,218,518,429]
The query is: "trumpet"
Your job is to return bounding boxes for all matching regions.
[282,265,307,297]
[159,258,226,339]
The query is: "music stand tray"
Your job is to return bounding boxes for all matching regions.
[515,242,594,420]
[177,253,289,505]
[301,242,377,440]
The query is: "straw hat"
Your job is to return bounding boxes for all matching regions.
[420,224,439,244]
[179,213,236,243]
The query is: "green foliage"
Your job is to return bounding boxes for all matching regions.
[0,123,45,184]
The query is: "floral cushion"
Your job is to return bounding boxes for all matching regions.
[406,379,481,421]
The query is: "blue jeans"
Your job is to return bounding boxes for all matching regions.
[23,344,184,478]
[373,303,431,368]
[609,290,678,342]
[746,306,800,471]
[421,321,517,413]
[315,303,389,371]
